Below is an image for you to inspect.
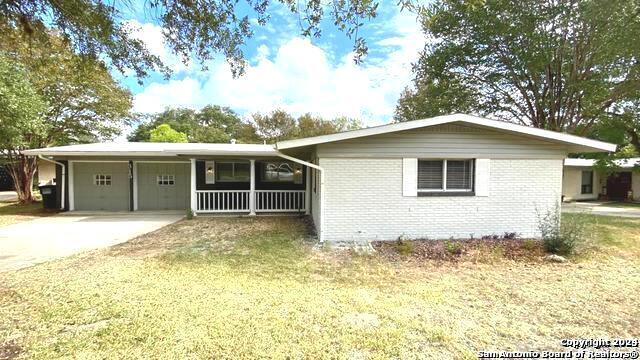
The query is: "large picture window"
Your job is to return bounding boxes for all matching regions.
[216,162,250,182]
[418,159,474,192]
[262,161,303,184]
[581,170,593,194]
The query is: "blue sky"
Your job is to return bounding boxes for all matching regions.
[114,0,425,130]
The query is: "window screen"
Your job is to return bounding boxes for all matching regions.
[446,160,473,190]
[418,160,443,190]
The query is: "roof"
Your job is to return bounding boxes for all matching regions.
[564,157,640,168]
[276,113,616,153]
[23,142,279,157]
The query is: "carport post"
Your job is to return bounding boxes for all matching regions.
[190,159,197,215]
[249,159,256,215]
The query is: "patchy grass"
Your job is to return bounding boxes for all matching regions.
[0,201,54,227]
[0,215,639,359]
[603,201,640,209]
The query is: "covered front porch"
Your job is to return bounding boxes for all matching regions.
[189,158,311,215]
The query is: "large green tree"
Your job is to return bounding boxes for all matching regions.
[1,0,379,79]
[0,54,47,203]
[149,124,188,143]
[129,105,259,143]
[0,26,132,202]
[396,0,640,137]
[251,110,362,142]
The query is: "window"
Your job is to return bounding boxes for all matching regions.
[262,161,303,184]
[418,159,474,192]
[94,174,112,186]
[581,170,593,194]
[216,162,250,182]
[157,174,175,186]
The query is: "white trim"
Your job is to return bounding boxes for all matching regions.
[68,161,75,211]
[276,153,325,242]
[133,161,190,163]
[190,159,197,215]
[249,159,256,216]
[305,168,310,215]
[276,113,616,152]
[475,159,490,197]
[65,160,130,163]
[132,162,138,211]
[402,158,418,197]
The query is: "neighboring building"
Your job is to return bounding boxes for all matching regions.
[563,158,640,202]
[24,114,615,243]
[0,165,13,191]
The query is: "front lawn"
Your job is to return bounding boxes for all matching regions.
[0,200,52,227]
[1,215,639,359]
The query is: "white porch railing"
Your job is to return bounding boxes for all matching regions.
[195,190,307,213]
[255,190,306,212]
[196,190,250,212]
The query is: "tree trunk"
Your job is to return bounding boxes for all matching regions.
[6,154,38,204]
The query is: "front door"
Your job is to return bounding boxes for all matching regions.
[606,172,632,200]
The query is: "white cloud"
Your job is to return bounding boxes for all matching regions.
[132,11,424,126]
[123,20,192,73]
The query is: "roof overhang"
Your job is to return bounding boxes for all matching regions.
[276,114,617,153]
[23,143,280,157]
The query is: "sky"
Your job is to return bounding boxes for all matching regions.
[114,1,426,132]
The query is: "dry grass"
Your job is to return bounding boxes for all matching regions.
[0,215,639,359]
[0,201,54,227]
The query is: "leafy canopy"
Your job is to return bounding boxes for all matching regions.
[1,25,133,146]
[0,53,47,151]
[396,0,640,137]
[149,124,188,143]
[2,0,379,80]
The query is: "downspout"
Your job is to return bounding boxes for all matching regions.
[37,155,65,210]
[275,152,326,243]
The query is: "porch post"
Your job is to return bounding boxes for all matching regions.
[190,158,197,215]
[249,159,256,215]
[305,167,310,215]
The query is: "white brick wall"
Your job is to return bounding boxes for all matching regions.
[320,158,563,242]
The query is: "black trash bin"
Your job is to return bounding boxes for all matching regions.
[39,185,57,209]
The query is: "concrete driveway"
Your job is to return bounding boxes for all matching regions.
[0,213,183,272]
[562,201,640,218]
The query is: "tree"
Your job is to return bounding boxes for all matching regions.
[251,110,362,142]
[0,54,47,203]
[129,105,258,143]
[0,26,132,202]
[1,26,133,145]
[149,124,188,143]
[252,110,298,142]
[396,0,640,135]
[1,0,379,80]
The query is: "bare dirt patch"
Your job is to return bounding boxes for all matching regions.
[372,238,546,263]
[0,340,22,360]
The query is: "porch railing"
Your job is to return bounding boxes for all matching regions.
[195,190,306,213]
[255,190,306,212]
[196,190,250,212]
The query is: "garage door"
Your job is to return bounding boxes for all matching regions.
[73,162,130,211]
[137,163,190,210]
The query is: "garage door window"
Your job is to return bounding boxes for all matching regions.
[157,174,175,186]
[94,174,112,186]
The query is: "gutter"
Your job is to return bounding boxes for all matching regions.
[275,152,325,243]
[37,155,65,210]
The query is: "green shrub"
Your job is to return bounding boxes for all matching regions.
[537,204,586,255]
[186,208,194,220]
[444,240,462,255]
[396,239,414,256]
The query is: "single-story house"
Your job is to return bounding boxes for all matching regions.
[24,114,615,243]
[563,158,640,202]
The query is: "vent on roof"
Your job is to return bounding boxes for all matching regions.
[230,139,236,144]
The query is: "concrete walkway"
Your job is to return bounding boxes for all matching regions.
[562,202,640,218]
[0,213,183,272]
[0,191,17,202]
